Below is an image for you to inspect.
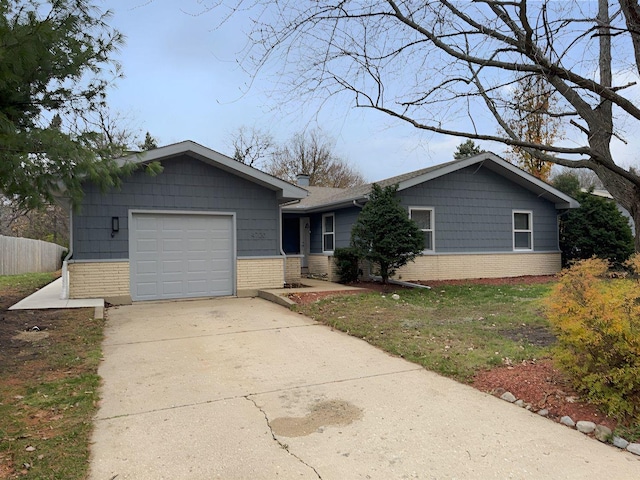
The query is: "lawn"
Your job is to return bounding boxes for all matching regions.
[295,280,556,382]
[0,272,103,479]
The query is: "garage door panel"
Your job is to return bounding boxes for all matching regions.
[162,260,184,274]
[136,239,158,253]
[135,282,158,297]
[136,260,157,275]
[131,213,234,301]
[187,259,207,273]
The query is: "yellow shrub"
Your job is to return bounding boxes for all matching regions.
[546,255,640,422]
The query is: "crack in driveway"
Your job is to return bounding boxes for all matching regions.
[245,396,322,479]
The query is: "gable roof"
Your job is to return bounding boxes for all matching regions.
[117,140,308,203]
[285,152,579,212]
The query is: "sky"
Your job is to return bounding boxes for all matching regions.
[104,0,484,182]
[104,1,638,184]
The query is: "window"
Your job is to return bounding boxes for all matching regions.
[513,211,533,250]
[409,208,434,252]
[322,213,335,252]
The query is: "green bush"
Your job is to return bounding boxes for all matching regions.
[546,255,640,422]
[558,191,634,267]
[334,247,361,283]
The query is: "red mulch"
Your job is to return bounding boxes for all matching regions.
[473,359,616,430]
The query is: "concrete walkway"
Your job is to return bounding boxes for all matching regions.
[90,298,640,479]
[258,278,366,307]
[9,278,104,317]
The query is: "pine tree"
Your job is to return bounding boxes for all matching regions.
[453,140,483,159]
[0,1,157,209]
[351,184,424,283]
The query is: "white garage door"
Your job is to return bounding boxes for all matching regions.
[130,212,234,301]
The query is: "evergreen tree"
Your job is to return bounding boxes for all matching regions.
[139,132,159,151]
[453,140,483,160]
[351,184,424,283]
[560,191,634,267]
[552,172,581,198]
[0,1,159,209]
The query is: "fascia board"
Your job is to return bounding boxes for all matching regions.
[396,152,579,209]
[282,197,367,213]
[118,141,308,201]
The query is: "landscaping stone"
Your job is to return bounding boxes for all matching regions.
[626,443,640,456]
[514,399,525,407]
[500,391,516,403]
[613,436,629,449]
[594,425,612,443]
[537,409,549,417]
[576,421,596,434]
[560,416,575,427]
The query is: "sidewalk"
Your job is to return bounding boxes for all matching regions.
[9,278,104,318]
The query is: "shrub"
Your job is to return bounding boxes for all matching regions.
[558,191,634,267]
[546,255,640,422]
[350,183,424,283]
[334,247,361,283]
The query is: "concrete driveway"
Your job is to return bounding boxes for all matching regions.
[90,297,640,479]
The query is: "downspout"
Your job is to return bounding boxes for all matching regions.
[352,198,370,279]
[60,202,73,300]
[279,199,301,286]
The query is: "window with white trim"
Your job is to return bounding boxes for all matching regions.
[322,213,335,252]
[513,210,533,251]
[409,207,434,252]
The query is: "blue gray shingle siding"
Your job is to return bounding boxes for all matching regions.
[308,207,362,253]
[73,155,281,260]
[305,164,559,254]
[397,165,559,252]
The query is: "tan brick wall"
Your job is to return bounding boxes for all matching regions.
[68,262,130,298]
[237,258,284,290]
[284,256,302,283]
[307,255,338,282]
[393,252,561,281]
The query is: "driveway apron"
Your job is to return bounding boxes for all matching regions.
[90,297,640,479]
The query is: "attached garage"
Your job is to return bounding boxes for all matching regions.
[129,212,235,301]
[65,141,307,302]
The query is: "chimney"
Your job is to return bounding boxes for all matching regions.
[296,174,310,187]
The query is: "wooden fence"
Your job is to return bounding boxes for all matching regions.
[0,235,67,276]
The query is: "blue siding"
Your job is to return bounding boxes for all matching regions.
[309,207,361,253]
[397,165,559,252]
[73,155,281,260]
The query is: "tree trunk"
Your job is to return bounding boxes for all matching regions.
[380,264,389,284]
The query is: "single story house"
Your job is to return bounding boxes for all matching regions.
[63,141,307,302]
[282,152,579,282]
[63,143,577,302]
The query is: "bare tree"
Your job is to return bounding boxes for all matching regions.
[74,108,143,158]
[267,130,364,187]
[0,199,69,246]
[208,0,640,250]
[227,125,274,168]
